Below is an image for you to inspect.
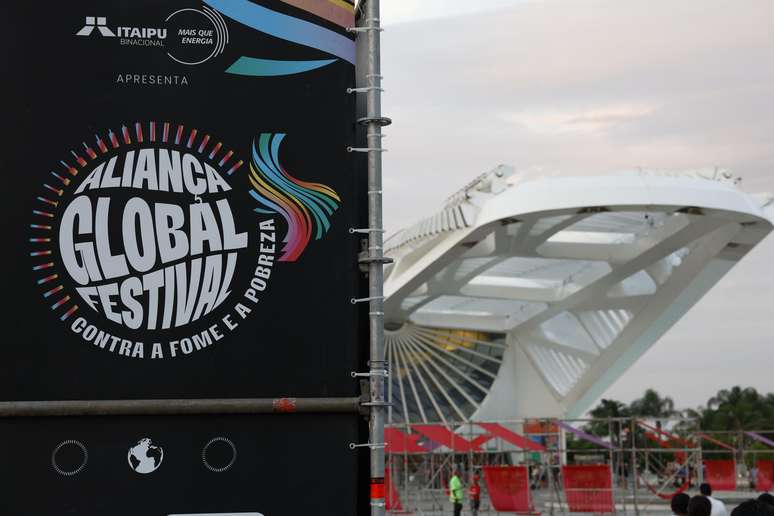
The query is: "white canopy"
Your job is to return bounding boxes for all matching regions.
[384,167,774,423]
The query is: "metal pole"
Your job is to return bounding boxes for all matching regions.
[697,418,704,486]
[631,418,640,516]
[607,418,618,515]
[546,425,558,516]
[363,1,387,515]
[403,432,409,514]
[0,397,363,417]
[615,419,627,515]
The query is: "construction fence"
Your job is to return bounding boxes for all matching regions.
[385,417,774,514]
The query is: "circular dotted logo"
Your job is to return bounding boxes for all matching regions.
[202,436,237,472]
[29,124,338,360]
[29,122,279,360]
[51,440,88,476]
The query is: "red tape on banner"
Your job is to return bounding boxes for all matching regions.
[704,459,736,491]
[272,397,297,413]
[482,465,532,512]
[562,464,614,513]
[371,478,385,500]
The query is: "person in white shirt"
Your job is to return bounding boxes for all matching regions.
[700,483,728,516]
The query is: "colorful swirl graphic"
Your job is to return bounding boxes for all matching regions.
[248,133,340,262]
[205,0,355,76]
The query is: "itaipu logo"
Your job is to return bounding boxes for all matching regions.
[29,122,339,360]
[76,17,118,37]
[74,6,230,66]
[76,16,166,41]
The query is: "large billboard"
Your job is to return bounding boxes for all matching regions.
[0,1,366,514]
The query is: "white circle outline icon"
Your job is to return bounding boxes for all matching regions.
[51,440,88,476]
[165,7,228,65]
[202,436,237,472]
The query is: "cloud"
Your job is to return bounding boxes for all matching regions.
[381,0,535,26]
[501,104,655,134]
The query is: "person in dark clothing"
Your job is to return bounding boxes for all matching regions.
[672,493,691,516]
[688,495,712,516]
[731,499,774,516]
[758,494,774,509]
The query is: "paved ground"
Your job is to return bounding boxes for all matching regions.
[392,488,759,515]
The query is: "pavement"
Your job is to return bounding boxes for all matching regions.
[391,487,765,515]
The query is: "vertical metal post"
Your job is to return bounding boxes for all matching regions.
[546,423,558,516]
[467,421,474,495]
[363,1,386,515]
[631,418,640,516]
[608,418,618,515]
[697,418,704,486]
[403,432,409,514]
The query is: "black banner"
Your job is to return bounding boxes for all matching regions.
[1,0,362,399]
[0,1,366,514]
[1,414,360,515]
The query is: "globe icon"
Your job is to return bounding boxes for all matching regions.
[127,438,164,474]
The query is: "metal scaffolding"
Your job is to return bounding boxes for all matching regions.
[350,1,391,515]
[386,417,774,515]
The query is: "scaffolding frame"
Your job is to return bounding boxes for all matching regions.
[386,417,774,515]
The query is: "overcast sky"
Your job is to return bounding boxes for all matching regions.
[379,0,774,411]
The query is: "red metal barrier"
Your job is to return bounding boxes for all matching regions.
[704,459,737,491]
[757,460,773,492]
[562,464,614,513]
[482,465,532,512]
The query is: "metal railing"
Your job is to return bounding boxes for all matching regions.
[384,417,774,515]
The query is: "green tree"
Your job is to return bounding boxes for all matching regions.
[591,399,631,419]
[693,386,774,435]
[682,387,774,456]
[629,388,676,418]
[587,399,630,439]
[582,387,774,447]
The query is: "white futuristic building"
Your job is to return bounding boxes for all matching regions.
[384,167,774,424]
